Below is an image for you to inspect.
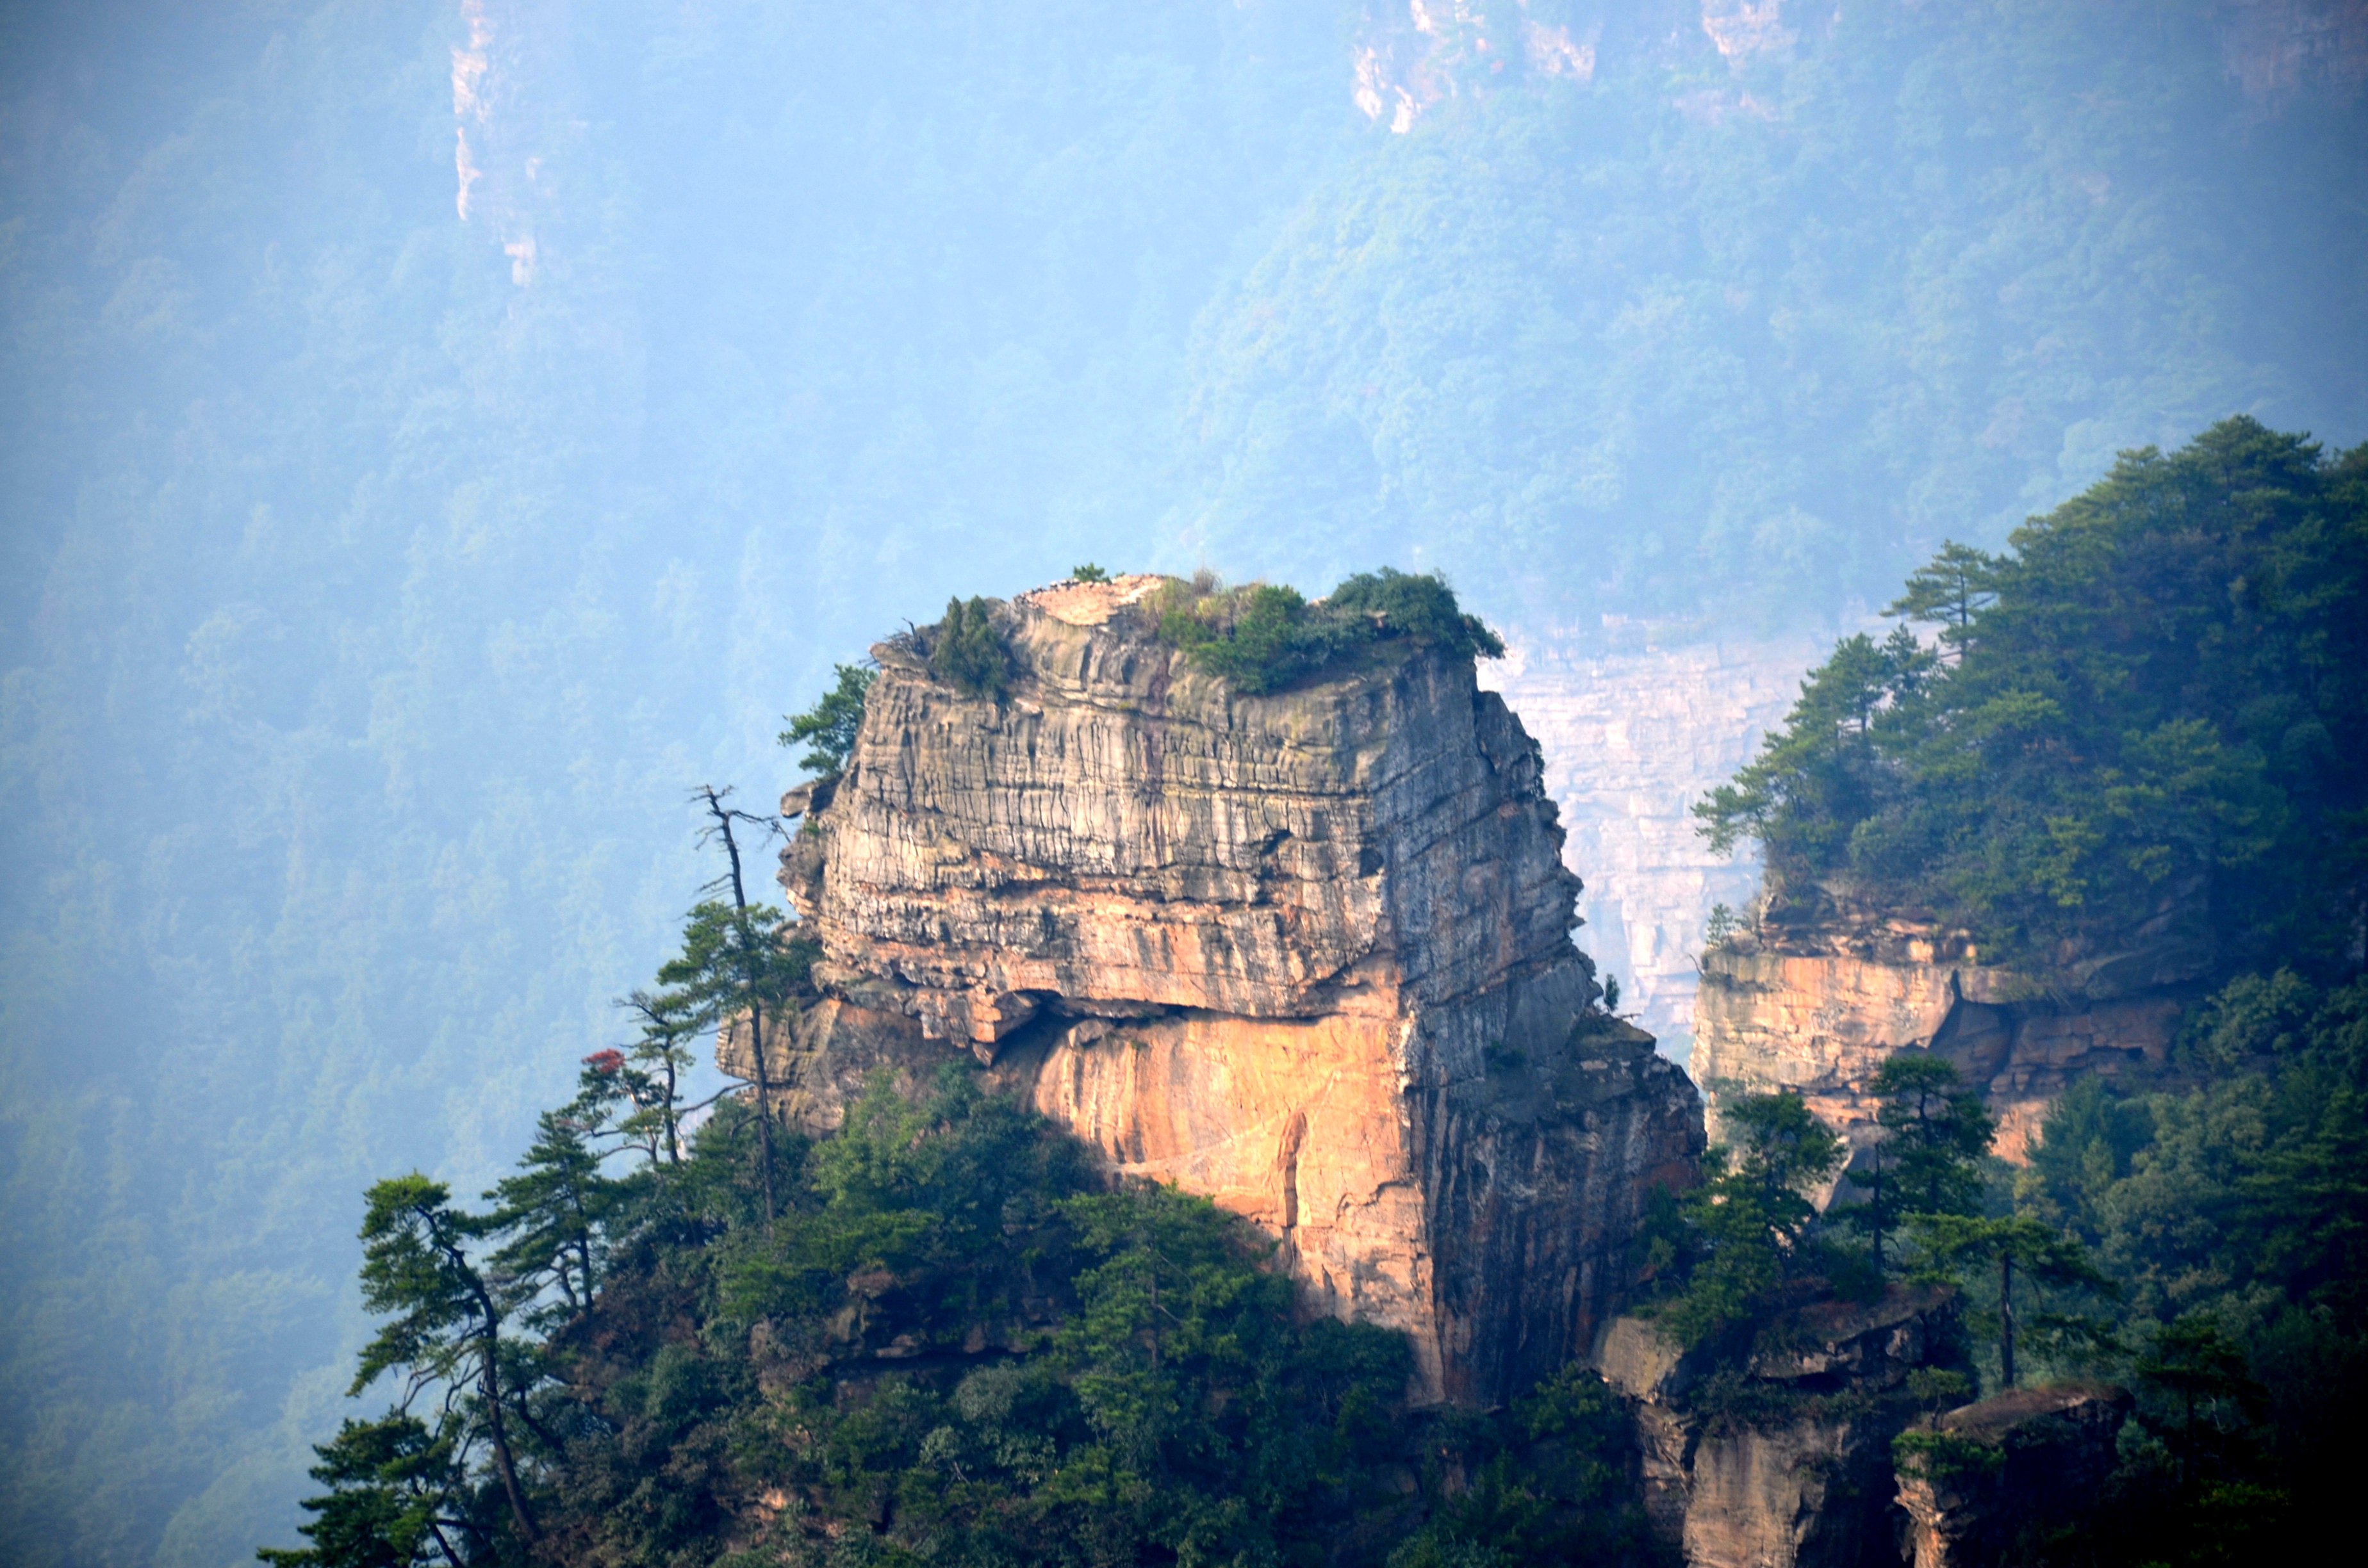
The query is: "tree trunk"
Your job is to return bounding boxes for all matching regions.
[478,1347,539,1544]
[663,1054,681,1164]
[1870,1151,1886,1277]
[703,788,778,1230]
[1999,1252,2016,1389]
[449,1246,539,1546]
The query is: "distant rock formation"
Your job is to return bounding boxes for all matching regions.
[1481,628,1834,1062]
[737,575,1702,1404]
[1691,901,2195,1163]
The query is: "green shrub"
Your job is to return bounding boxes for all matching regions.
[777,662,875,776]
[928,595,1008,696]
[1163,582,1360,693]
[1328,567,1505,660]
[1150,568,1502,693]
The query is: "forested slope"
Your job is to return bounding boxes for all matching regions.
[3,4,2363,1564]
[1690,420,2367,1560]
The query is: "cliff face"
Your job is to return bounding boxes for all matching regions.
[1692,912,2186,1163]
[744,576,1702,1404]
[1895,1385,2132,1568]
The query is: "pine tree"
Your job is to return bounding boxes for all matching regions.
[254,1414,466,1568]
[777,662,875,778]
[486,1097,618,1330]
[1852,1053,1994,1275]
[1886,540,2001,659]
[1657,1091,1846,1348]
[614,988,700,1165]
[350,1177,539,1544]
[930,596,1009,696]
[1907,1213,2110,1389]
[671,786,817,1230]
[2136,1316,2265,1492]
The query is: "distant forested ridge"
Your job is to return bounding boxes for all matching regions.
[3,3,2365,1564]
[1178,1,2368,625]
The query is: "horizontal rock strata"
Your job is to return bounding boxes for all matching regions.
[1693,916,2185,1163]
[736,575,1703,1403]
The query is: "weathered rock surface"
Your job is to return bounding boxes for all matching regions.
[1894,1384,2132,1568]
[1598,1286,1963,1568]
[739,576,1704,1404]
[1692,911,2187,1163]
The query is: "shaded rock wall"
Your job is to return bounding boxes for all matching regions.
[1598,1286,1964,1568]
[1895,1384,2132,1568]
[746,576,1703,1404]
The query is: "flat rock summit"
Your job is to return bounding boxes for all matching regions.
[736,576,1702,1403]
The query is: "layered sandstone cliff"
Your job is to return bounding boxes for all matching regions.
[1692,908,2190,1163]
[733,575,1702,1404]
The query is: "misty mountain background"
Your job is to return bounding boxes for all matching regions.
[3,2,2362,1563]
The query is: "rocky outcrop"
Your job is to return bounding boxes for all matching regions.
[1692,911,2189,1163]
[1598,1286,1964,1568]
[739,575,1703,1405]
[1894,1384,2132,1568]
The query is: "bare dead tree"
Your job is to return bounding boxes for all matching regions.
[696,785,787,1232]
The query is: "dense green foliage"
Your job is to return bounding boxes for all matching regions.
[1697,418,2368,973]
[255,1417,461,1568]
[1888,969,2368,1564]
[1184,4,2368,623]
[1382,1366,1656,1568]
[2024,972,2368,1431]
[1326,570,1506,664]
[1640,1091,1848,1352]
[1638,1061,2100,1398]
[927,598,1012,699]
[1151,569,1502,694]
[1691,415,2368,1560]
[258,913,1656,1568]
[6,6,2366,1561]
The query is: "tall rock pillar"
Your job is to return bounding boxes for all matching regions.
[746,576,1702,1404]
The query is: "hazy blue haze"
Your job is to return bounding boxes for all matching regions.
[1,3,2360,1563]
